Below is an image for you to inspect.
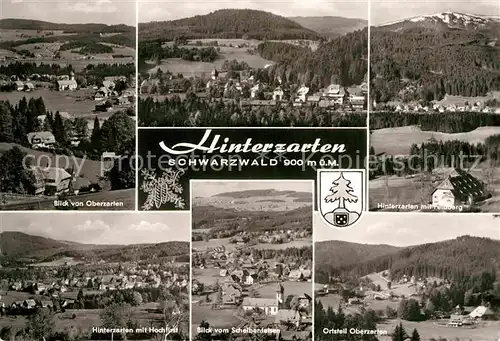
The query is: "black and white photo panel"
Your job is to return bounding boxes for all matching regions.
[137,0,368,127]
[369,0,500,213]
[0,0,137,210]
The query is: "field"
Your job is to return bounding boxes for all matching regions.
[194,193,312,211]
[257,281,311,298]
[0,88,123,121]
[377,319,500,341]
[0,303,179,339]
[371,126,500,155]
[0,189,136,210]
[31,257,82,267]
[191,304,241,336]
[0,142,102,182]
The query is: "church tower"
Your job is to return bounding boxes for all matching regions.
[276,283,284,306]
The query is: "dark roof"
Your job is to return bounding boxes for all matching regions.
[434,168,486,201]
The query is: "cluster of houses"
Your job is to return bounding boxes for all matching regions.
[431,168,490,209]
[205,68,367,111]
[193,242,312,285]
[3,72,134,109]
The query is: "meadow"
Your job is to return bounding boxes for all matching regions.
[191,304,241,336]
[257,281,311,298]
[148,38,272,77]
[377,319,500,341]
[192,238,236,252]
[371,125,500,156]
[192,267,221,287]
[369,167,500,212]
[0,29,76,42]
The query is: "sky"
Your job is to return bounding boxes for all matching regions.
[315,212,500,246]
[0,212,190,244]
[1,0,136,26]
[371,0,500,25]
[138,0,368,23]
[192,180,314,198]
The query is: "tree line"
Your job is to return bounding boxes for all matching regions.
[138,9,319,41]
[138,95,366,127]
[370,111,500,133]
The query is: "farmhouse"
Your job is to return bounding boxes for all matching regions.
[431,168,489,208]
[24,82,35,91]
[324,84,346,104]
[242,297,279,315]
[469,305,495,320]
[295,86,309,103]
[14,81,24,91]
[275,309,301,326]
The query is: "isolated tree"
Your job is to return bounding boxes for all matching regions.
[158,299,186,341]
[324,172,358,209]
[26,309,55,340]
[132,292,143,306]
[0,147,35,194]
[410,328,420,341]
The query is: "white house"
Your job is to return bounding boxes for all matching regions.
[242,297,279,315]
[324,84,345,104]
[295,86,309,102]
[14,81,24,91]
[250,84,263,99]
[432,168,487,208]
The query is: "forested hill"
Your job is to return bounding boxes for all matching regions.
[0,19,134,33]
[288,16,367,37]
[0,231,190,263]
[257,29,368,87]
[0,231,71,257]
[315,240,401,274]
[138,9,320,41]
[370,14,500,102]
[316,236,500,284]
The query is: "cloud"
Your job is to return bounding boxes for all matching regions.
[128,221,170,232]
